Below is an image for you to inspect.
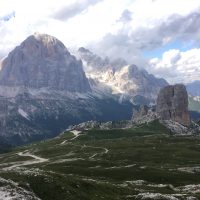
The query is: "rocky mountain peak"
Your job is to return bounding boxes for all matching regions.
[78,47,90,54]
[77,48,168,99]
[116,64,168,98]
[0,33,91,92]
[119,65,141,79]
[78,47,110,71]
[78,47,128,72]
[156,84,191,126]
[19,32,70,59]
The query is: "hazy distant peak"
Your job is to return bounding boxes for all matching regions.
[78,47,91,53]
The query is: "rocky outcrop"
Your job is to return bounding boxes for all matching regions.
[0,33,91,92]
[68,120,132,131]
[156,84,191,126]
[132,105,149,119]
[132,105,157,124]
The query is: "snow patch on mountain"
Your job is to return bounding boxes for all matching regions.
[193,96,200,102]
[18,108,30,120]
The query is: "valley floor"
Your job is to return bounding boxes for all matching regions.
[0,121,200,200]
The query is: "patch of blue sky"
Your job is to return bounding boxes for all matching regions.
[0,11,15,22]
[143,39,196,59]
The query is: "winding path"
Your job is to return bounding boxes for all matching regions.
[87,146,109,159]
[60,130,81,145]
[3,151,48,170]
[60,130,109,159]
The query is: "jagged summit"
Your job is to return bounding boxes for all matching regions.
[78,47,110,71]
[78,47,128,71]
[0,33,91,92]
[78,47,168,99]
[78,47,90,53]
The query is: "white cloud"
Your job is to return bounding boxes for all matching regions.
[0,0,200,52]
[0,0,131,58]
[52,0,103,21]
[0,0,200,83]
[129,0,200,26]
[149,48,200,83]
[89,0,200,69]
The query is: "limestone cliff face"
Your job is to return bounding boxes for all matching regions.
[0,33,91,93]
[156,84,191,126]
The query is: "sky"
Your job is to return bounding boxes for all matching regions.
[0,0,200,84]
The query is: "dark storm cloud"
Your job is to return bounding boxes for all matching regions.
[53,0,103,21]
[92,8,200,65]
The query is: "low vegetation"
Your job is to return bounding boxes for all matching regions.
[0,120,200,199]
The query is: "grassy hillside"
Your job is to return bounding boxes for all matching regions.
[0,121,200,199]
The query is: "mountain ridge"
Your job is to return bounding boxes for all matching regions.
[77,47,168,99]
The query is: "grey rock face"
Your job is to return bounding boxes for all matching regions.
[133,105,149,119]
[156,84,191,126]
[132,105,158,124]
[0,33,91,92]
[119,64,168,98]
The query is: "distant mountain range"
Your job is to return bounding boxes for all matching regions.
[0,33,134,145]
[0,33,199,145]
[186,81,200,97]
[77,47,168,100]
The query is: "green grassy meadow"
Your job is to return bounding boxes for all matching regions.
[0,120,200,199]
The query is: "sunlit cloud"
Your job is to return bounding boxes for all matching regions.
[0,0,200,83]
